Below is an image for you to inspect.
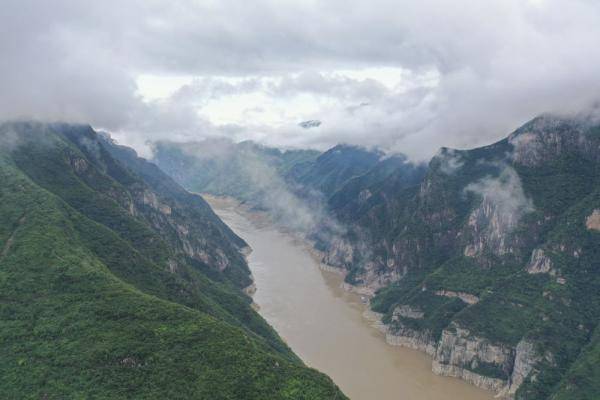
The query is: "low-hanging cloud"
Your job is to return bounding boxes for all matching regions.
[464,163,534,227]
[2,0,600,160]
[436,148,466,175]
[171,138,345,239]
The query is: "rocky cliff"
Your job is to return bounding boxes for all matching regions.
[326,113,600,399]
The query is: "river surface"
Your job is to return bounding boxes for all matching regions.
[207,197,494,400]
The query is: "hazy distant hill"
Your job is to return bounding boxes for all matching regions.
[152,138,320,205]
[0,122,346,399]
[152,139,424,232]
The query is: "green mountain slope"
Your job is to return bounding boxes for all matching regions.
[330,115,600,399]
[552,324,600,400]
[0,122,346,399]
[292,144,383,199]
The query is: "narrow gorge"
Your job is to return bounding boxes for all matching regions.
[153,112,600,400]
[3,2,599,399]
[206,196,493,400]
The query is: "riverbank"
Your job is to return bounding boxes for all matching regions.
[205,194,494,400]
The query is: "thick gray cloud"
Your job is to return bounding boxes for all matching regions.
[2,0,600,159]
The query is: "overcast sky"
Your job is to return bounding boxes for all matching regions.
[2,0,600,159]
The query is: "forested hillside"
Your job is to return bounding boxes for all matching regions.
[0,122,346,400]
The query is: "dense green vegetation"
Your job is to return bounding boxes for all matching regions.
[364,117,600,399]
[552,325,600,400]
[0,122,346,399]
[293,144,383,198]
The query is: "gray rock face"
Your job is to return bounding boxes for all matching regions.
[432,324,514,394]
[586,209,600,231]
[464,197,516,257]
[353,261,401,294]
[358,189,372,203]
[71,157,89,173]
[392,305,425,320]
[385,321,541,398]
[322,236,354,266]
[434,325,514,373]
[385,324,436,356]
[141,190,172,215]
[509,131,553,167]
[506,340,540,396]
[526,248,555,275]
[509,114,600,167]
[434,290,480,304]
[432,361,508,393]
[463,167,533,260]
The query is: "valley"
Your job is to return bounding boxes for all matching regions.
[1,116,598,399]
[154,113,600,399]
[207,196,494,400]
[3,2,599,399]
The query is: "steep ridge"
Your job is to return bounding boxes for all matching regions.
[292,144,384,198]
[152,112,600,399]
[0,122,346,399]
[326,114,600,399]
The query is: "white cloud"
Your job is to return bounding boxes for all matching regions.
[2,0,600,160]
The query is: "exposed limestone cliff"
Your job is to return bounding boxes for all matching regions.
[392,305,424,320]
[70,156,89,173]
[463,166,533,260]
[352,263,401,294]
[358,189,372,203]
[526,248,556,275]
[321,236,354,266]
[505,340,540,397]
[432,361,507,393]
[586,209,600,231]
[434,290,480,305]
[385,324,437,356]
[432,324,514,393]
[464,197,517,258]
[509,115,600,167]
[141,189,172,215]
[383,320,541,398]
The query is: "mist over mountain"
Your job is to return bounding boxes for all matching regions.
[151,111,600,400]
[2,1,600,399]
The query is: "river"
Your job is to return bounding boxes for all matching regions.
[207,197,494,400]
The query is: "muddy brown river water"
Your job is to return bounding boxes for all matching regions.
[207,197,494,400]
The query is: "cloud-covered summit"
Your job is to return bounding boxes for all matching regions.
[2,0,600,160]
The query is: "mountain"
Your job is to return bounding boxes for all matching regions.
[152,140,424,229]
[152,138,320,206]
[292,144,384,199]
[0,122,346,399]
[322,114,600,399]
[152,113,600,399]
